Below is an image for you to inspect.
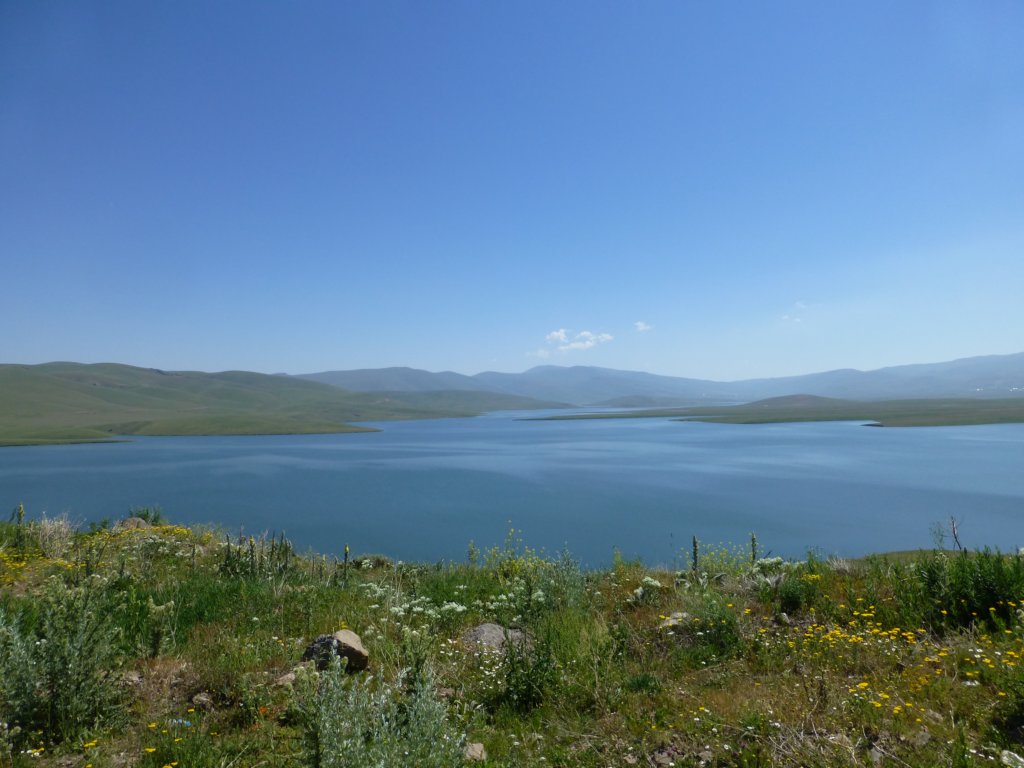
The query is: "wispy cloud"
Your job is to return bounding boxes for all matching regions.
[781,301,810,323]
[537,328,614,356]
[634,320,652,332]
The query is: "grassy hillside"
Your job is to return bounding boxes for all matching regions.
[0,363,562,446]
[537,395,1024,427]
[2,514,1023,767]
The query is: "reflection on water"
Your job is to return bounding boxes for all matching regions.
[2,415,1023,566]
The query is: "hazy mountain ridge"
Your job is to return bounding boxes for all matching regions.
[301,351,1024,406]
[298,367,491,393]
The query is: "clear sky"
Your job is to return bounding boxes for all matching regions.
[3,2,1022,381]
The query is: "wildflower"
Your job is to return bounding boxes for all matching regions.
[143,747,157,753]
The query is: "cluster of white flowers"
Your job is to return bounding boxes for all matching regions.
[468,576,545,625]
[360,581,469,632]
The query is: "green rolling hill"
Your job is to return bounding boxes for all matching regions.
[0,363,562,446]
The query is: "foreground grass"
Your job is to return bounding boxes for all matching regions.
[3,513,1024,767]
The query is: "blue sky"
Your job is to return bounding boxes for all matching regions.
[3,2,1022,380]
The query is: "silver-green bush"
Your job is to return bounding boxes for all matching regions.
[299,659,465,768]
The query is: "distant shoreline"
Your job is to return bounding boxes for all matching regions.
[530,395,1024,428]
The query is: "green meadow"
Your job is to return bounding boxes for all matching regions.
[0,363,557,446]
[3,511,1024,767]
[539,395,1024,427]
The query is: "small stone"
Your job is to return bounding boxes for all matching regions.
[912,729,932,748]
[302,629,369,672]
[1001,750,1024,768]
[461,623,526,652]
[115,516,151,531]
[274,671,297,687]
[191,692,214,710]
[776,612,791,626]
[120,670,143,687]
[464,742,487,762]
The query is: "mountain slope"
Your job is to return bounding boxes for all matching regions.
[0,363,561,445]
[298,367,491,392]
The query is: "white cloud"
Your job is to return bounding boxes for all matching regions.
[781,301,811,323]
[634,321,652,332]
[541,328,613,353]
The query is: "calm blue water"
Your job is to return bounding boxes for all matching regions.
[2,412,1023,566]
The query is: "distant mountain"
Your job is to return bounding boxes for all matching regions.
[726,352,1024,401]
[473,365,727,405]
[300,351,1024,406]
[298,367,490,392]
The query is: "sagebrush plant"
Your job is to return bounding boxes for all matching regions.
[0,575,124,747]
[299,657,465,768]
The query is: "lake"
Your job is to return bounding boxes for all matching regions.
[2,412,1023,566]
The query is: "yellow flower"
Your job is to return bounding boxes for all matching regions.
[143,747,157,753]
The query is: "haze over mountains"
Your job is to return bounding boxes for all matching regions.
[298,351,1024,406]
[3,351,1023,445]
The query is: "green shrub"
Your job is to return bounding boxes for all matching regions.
[0,575,124,747]
[298,659,465,768]
[128,506,166,525]
[915,549,1024,631]
[685,595,743,665]
[494,626,558,713]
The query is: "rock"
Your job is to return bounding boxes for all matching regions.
[302,629,369,672]
[460,622,525,652]
[463,742,487,762]
[1002,751,1024,768]
[115,516,150,531]
[776,612,792,626]
[191,692,214,710]
[274,671,297,687]
[828,733,854,752]
[436,686,456,699]
[911,729,932,748]
[869,746,884,766]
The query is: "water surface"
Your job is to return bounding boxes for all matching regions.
[2,413,1023,565]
